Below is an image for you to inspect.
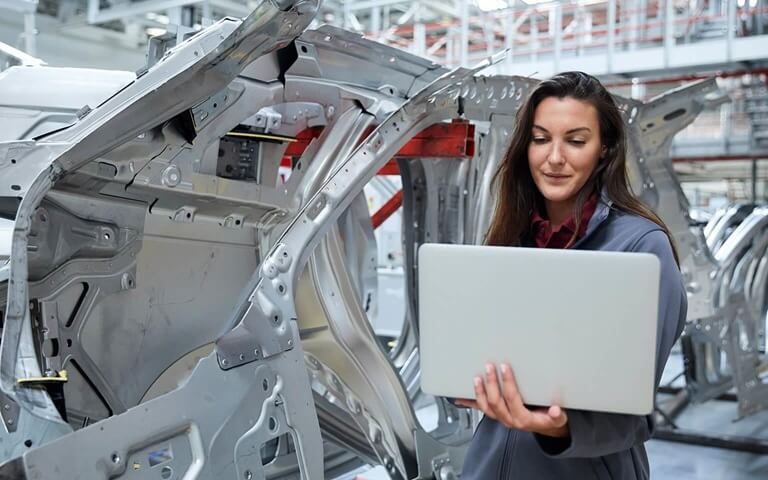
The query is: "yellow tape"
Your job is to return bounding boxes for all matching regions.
[225,131,298,142]
[17,370,68,384]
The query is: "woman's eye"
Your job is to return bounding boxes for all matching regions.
[532,137,547,144]
[570,139,586,145]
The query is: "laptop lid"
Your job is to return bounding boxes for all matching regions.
[418,243,660,415]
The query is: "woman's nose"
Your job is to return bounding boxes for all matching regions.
[547,142,566,166]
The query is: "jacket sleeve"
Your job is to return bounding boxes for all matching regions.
[534,229,688,458]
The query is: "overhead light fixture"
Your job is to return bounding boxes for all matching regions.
[146,27,167,37]
[476,0,508,12]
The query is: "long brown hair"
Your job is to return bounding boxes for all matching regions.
[485,71,679,263]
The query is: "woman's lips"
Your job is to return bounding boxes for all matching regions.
[543,173,571,181]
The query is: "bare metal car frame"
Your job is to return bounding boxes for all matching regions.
[1,1,767,478]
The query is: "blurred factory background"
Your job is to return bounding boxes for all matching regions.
[2,1,768,479]
[3,1,768,261]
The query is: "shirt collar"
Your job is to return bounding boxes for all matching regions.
[531,192,600,248]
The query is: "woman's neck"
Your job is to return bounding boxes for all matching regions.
[544,199,576,226]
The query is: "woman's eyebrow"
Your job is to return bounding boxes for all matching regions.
[532,125,592,134]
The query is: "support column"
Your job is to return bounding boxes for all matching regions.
[415,22,426,56]
[505,7,514,70]
[577,6,585,56]
[181,6,193,27]
[530,12,538,62]
[721,101,732,155]
[87,0,98,24]
[638,0,647,46]
[726,0,736,60]
[608,0,616,73]
[708,0,718,16]
[202,1,212,26]
[629,0,640,50]
[460,0,469,67]
[167,7,182,26]
[664,0,674,68]
[553,3,562,73]
[485,24,494,58]
[23,12,36,56]
[343,1,352,30]
[621,0,630,49]
[371,5,381,35]
[630,78,646,99]
[752,158,758,203]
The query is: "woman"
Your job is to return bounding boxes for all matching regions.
[456,71,687,479]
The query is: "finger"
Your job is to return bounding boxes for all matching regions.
[484,364,507,419]
[485,364,522,427]
[547,405,568,427]
[529,406,568,432]
[499,364,534,427]
[473,376,495,419]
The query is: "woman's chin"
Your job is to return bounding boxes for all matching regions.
[538,188,576,204]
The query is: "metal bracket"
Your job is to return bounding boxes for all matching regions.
[216,243,294,370]
[192,90,231,130]
[0,391,19,433]
[431,454,457,480]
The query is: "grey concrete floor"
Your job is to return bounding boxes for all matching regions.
[347,440,768,479]
[646,350,768,479]
[647,439,768,479]
[337,351,768,479]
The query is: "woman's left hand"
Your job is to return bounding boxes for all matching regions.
[455,363,570,438]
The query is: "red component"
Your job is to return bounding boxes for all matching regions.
[274,121,474,228]
[371,190,404,229]
[394,120,476,158]
[280,120,475,175]
[377,160,400,175]
[284,126,324,157]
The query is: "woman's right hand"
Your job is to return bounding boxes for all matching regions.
[455,363,569,439]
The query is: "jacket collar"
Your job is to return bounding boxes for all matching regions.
[570,187,613,249]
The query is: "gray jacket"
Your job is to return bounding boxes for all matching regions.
[460,196,688,479]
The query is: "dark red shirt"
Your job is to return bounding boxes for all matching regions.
[530,193,599,249]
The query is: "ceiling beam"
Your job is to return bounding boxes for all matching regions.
[345,0,412,12]
[87,0,249,24]
[419,0,459,19]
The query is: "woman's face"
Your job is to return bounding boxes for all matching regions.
[527,96,604,216]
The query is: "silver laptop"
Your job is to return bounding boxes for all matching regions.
[418,243,660,416]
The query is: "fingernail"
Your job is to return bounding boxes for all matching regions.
[485,364,494,374]
[501,364,509,374]
[474,377,482,387]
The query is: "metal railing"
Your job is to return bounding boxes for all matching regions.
[358,0,768,70]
